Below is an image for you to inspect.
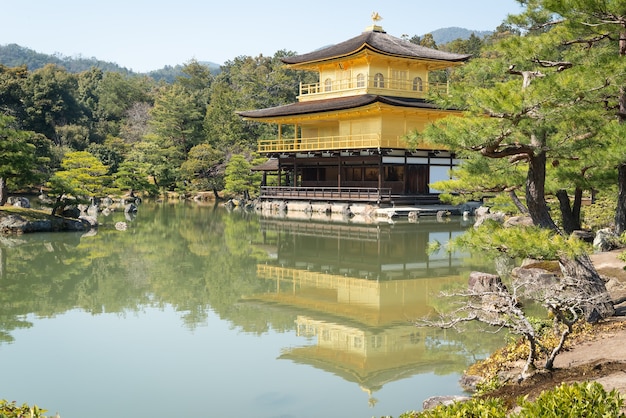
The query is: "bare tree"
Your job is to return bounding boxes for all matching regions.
[419,269,613,381]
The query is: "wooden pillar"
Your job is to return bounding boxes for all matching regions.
[378,153,383,199]
[337,153,342,191]
[293,158,297,187]
[404,154,410,194]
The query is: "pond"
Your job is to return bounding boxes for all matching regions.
[0,201,504,418]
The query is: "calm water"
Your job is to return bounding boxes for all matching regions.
[0,202,503,418]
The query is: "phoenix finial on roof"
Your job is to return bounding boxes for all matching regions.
[371,12,382,23]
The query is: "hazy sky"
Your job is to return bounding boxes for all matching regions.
[2,0,523,72]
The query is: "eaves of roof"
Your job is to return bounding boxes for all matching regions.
[237,95,445,119]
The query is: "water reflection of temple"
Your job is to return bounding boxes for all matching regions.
[247,217,492,403]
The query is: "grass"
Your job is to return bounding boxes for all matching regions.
[0,205,53,220]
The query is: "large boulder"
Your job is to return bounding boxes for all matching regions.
[504,215,534,228]
[7,196,30,208]
[422,396,471,411]
[0,213,88,234]
[473,207,506,229]
[593,228,620,252]
[78,215,98,228]
[468,271,508,293]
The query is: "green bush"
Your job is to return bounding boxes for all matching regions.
[582,197,616,231]
[513,382,624,418]
[396,398,507,418]
[387,381,624,418]
[0,399,48,417]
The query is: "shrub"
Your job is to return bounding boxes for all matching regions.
[513,381,624,418]
[386,381,624,418]
[395,398,507,418]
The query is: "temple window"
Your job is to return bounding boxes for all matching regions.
[374,73,385,88]
[324,78,332,92]
[413,77,423,92]
[356,73,365,88]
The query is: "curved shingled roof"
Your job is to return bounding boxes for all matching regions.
[237,95,443,119]
[282,28,471,65]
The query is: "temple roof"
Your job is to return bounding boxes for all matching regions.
[281,28,471,65]
[237,94,443,119]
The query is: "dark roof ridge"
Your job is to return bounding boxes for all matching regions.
[237,94,447,119]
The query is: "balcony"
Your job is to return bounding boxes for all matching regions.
[260,186,392,203]
[298,75,448,101]
[258,133,411,153]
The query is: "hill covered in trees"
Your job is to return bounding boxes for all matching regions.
[0,27,484,82]
[0,43,222,82]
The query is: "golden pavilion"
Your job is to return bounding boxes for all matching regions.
[238,16,470,207]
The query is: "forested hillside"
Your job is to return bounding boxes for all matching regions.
[0,43,222,82]
[0,26,478,80]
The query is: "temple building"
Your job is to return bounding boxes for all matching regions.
[238,16,470,207]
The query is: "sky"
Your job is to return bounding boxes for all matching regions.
[1,0,523,73]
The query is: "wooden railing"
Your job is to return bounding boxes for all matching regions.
[260,186,392,202]
[299,75,448,98]
[258,133,410,153]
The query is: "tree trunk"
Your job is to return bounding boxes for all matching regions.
[0,177,7,206]
[558,254,615,322]
[521,332,537,380]
[572,187,582,229]
[509,189,529,214]
[525,151,558,230]
[526,149,613,321]
[556,188,582,234]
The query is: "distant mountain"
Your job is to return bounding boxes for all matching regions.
[0,43,135,74]
[0,43,222,81]
[427,27,493,45]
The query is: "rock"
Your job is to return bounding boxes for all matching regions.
[474,208,505,229]
[0,214,31,234]
[86,205,99,216]
[468,271,508,293]
[504,215,534,228]
[593,228,620,252]
[124,203,138,214]
[572,230,595,243]
[0,212,89,234]
[459,201,482,216]
[61,207,81,218]
[7,196,30,208]
[459,374,483,392]
[422,395,471,411]
[78,215,98,228]
[436,210,450,221]
[474,206,491,218]
[494,255,516,277]
[511,267,559,286]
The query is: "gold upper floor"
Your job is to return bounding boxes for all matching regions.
[294,51,457,102]
[298,73,448,101]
